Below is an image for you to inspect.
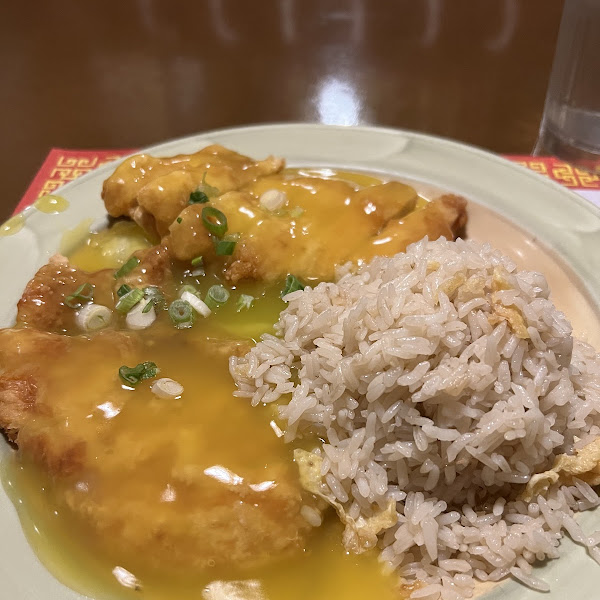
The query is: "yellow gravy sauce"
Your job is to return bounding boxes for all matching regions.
[2,460,401,600]
[207,168,423,281]
[34,194,70,214]
[0,319,400,600]
[0,170,420,600]
[0,213,25,236]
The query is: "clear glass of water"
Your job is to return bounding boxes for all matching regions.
[533,0,600,174]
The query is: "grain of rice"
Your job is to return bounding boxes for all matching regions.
[300,505,323,527]
[590,545,600,566]
[509,566,550,592]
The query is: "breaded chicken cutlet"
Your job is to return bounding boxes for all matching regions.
[0,248,317,571]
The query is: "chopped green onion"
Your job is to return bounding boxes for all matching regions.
[181,291,211,318]
[64,282,94,309]
[179,285,201,298]
[142,301,154,314]
[151,378,184,399]
[168,299,194,329]
[236,294,254,312]
[127,300,156,330]
[281,274,305,298]
[215,239,237,256]
[202,206,228,237]
[114,256,140,279]
[118,361,159,386]
[115,288,144,314]
[143,286,166,310]
[260,189,288,211]
[204,285,230,310]
[75,303,112,331]
[143,285,162,298]
[213,233,239,256]
[189,190,209,205]
[191,255,204,267]
[199,171,220,198]
[176,217,182,224]
[117,284,132,298]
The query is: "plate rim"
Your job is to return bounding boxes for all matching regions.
[10,122,600,224]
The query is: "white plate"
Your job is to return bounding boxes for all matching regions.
[1,123,600,600]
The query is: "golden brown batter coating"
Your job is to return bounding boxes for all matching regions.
[102,145,284,237]
[169,177,467,283]
[17,244,172,333]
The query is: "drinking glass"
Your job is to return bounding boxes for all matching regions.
[533,0,600,173]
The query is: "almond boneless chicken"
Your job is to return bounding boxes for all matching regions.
[0,147,468,590]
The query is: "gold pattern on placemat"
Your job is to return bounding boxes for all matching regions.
[38,153,129,197]
[511,157,600,189]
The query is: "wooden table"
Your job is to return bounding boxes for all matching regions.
[2,0,563,221]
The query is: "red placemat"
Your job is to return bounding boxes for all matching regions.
[15,149,600,216]
[15,149,136,214]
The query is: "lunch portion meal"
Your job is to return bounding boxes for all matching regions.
[0,143,599,600]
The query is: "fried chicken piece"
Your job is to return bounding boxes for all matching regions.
[17,244,172,333]
[354,181,418,228]
[434,193,468,237]
[0,329,70,441]
[116,243,173,289]
[169,191,256,262]
[169,175,467,283]
[103,147,468,283]
[225,246,262,283]
[64,459,313,570]
[352,194,468,263]
[0,376,37,442]
[0,329,134,476]
[102,145,284,237]
[137,171,198,237]
[0,325,317,571]
[16,255,114,332]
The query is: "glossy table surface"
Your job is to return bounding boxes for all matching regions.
[2,0,563,221]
